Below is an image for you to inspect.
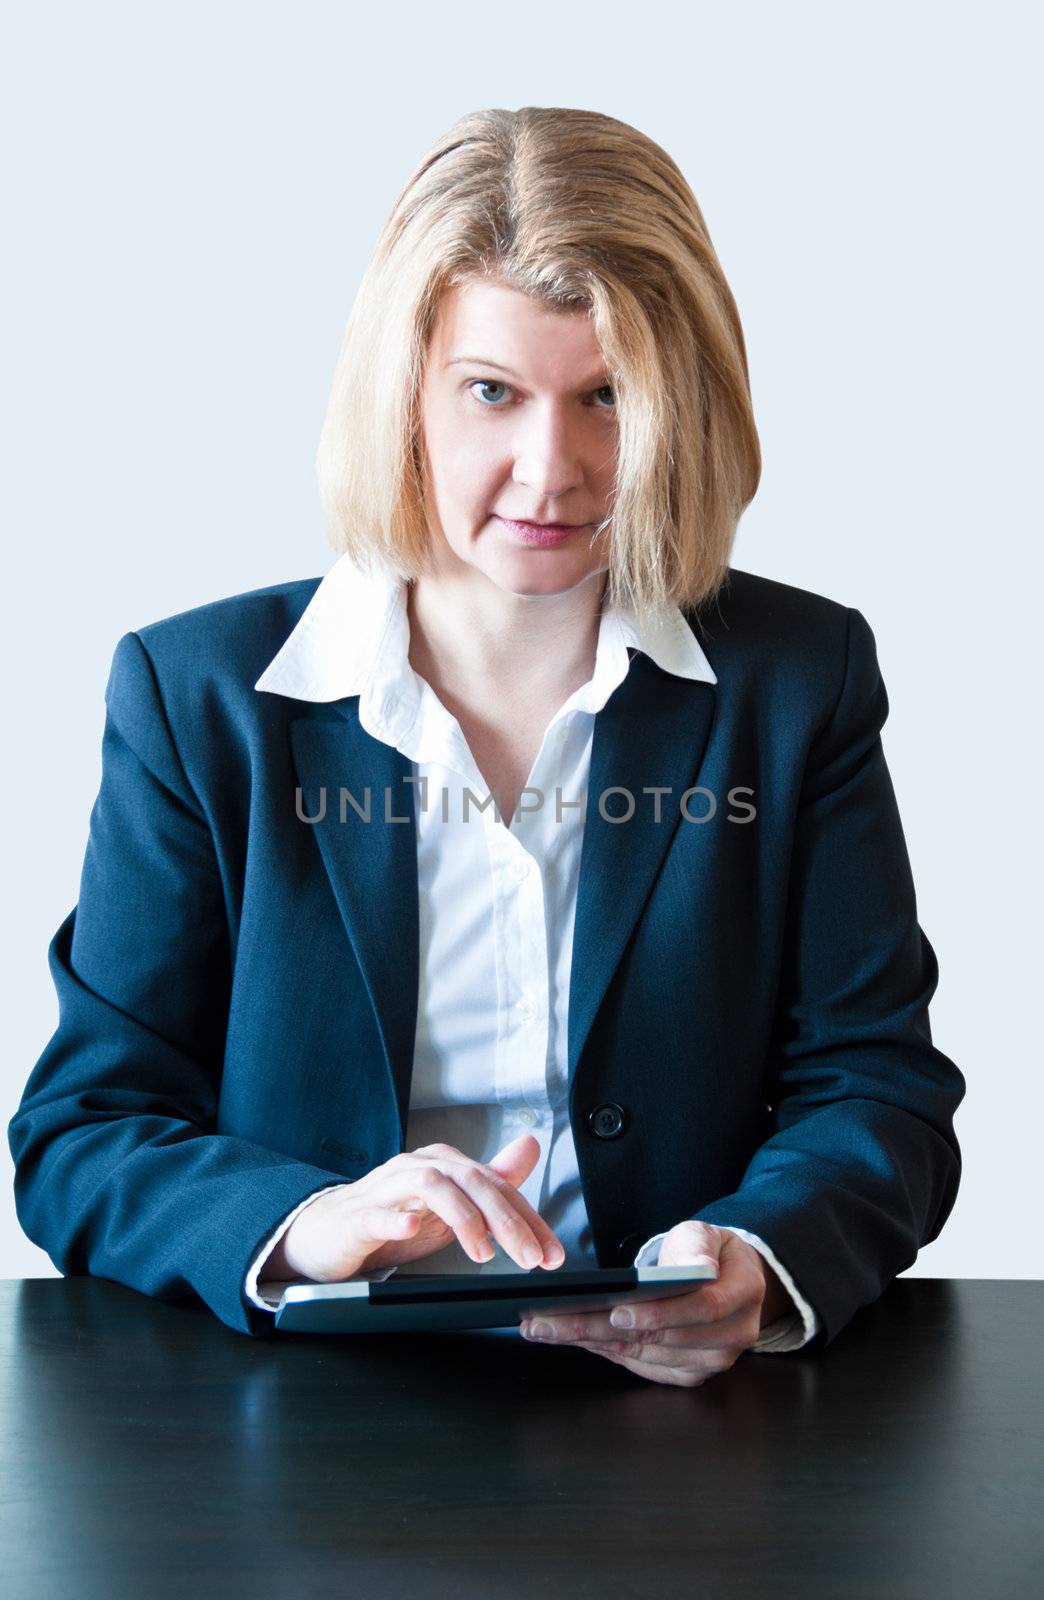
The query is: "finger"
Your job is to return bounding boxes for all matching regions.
[351,1205,423,1244]
[485,1133,543,1176]
[412,1137,538,1167]
[404,1142,561,1266]
[571,1343,716,1389]
[403,1152,558,1268]
[396,1163,563,1270]
[375,1166,498,1264]
[572,1329,753,1371]
[409,1143,475,1160]
[520,1278,743,1342]
[411,1136,537,1178]
[523,1303,758,1351]
[438,1159,566,1269]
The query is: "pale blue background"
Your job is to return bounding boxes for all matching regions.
[3,0,1039,1279]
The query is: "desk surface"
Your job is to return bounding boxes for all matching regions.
[1,1277,1040,1600]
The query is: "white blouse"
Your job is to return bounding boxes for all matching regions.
[247,554,818,1352]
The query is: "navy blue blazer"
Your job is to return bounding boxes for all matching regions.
[8,566,965,1342]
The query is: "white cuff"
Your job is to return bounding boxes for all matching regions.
[632,1232,669,1269]
[244,1184,347,1311]
[631,1227,819,1353]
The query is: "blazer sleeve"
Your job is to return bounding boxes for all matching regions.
[692,606,965,1347]
[7,632,350,1337]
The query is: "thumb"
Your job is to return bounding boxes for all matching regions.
[487,1133,541,1188]
[658,1219,722,1273]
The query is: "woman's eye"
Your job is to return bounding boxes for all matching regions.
[592,385,616,408]
[469,379,511,406]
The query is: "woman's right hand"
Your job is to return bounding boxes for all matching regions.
[266,1134,566,1283]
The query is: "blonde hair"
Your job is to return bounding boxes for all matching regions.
[316,106,761,623]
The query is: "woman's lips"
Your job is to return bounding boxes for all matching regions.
[494,516,588,548]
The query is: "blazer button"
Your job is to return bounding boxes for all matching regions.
[320,1138,369,1167]
[587,1102,626,1139]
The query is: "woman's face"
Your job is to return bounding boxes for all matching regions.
[417,278,618,599]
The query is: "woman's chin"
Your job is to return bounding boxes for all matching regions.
[485,556,603,599]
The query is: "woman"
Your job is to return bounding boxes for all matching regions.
[8,106,964,1389]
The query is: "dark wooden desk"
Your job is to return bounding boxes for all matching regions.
[1,1278,1040,1599]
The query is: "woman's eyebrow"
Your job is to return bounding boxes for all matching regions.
[445,355,611,386]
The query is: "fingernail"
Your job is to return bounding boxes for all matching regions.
[523,1244,542,1268]
[527,1321,553,1340]
[542,1244,564,1267]
[610,1308,634,1329]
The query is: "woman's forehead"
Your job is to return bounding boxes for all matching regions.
[430,280,607,381]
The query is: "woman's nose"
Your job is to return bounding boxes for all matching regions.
[511,402,586,497]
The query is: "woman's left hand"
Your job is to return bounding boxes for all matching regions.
[519,1220,794,1388]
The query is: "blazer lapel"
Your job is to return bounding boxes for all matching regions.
[567,655,716,1089]
[290,708,419,1146]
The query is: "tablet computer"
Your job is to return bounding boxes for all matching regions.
[271,1262,716,1334]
